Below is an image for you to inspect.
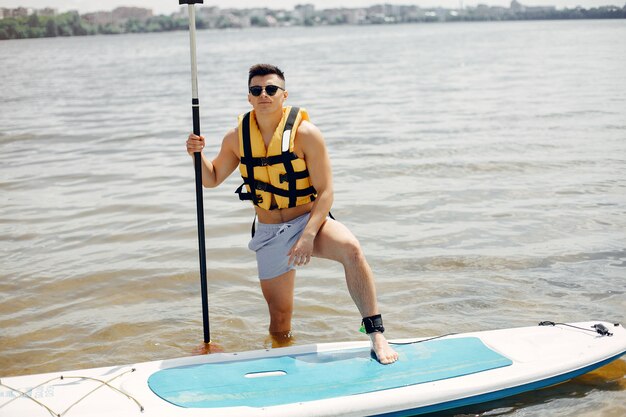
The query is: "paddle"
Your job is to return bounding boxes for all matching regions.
[180,0,211,347]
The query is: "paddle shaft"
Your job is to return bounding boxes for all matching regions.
[181,0,210,343]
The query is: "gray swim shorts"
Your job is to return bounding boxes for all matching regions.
[248,212,311,280]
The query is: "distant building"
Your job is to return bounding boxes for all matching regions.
[511,1,555,14]
[295,3,315,19]
[511,0,525,12]
[83,7,152,26]
[82,11,114,26]
[526,5,557,13]
[345,8,367,24]
[398,5,421,22]
[38,8,56,17]
[111,7,152,22]
[8,7,30,18]
[249,8,273,26]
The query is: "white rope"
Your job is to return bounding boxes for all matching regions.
[0,368,144,416]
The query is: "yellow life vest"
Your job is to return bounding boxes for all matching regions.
[235,106,317,210]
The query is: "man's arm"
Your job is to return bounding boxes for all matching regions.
[288,120,334,265]
[186,128,240,188]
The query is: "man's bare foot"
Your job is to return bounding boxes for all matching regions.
[369,332,398,364]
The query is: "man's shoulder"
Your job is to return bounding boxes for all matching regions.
[223,127,240,150]
[225,126,239,139]
[294,119,326,156]
[224,127,239,141]
[296,119,322,138]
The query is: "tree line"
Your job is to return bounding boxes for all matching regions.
[0,12,193,40]
[1,7,625,41]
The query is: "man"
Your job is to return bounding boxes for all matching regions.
[186,64,398,364]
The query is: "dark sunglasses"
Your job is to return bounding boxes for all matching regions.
[249,85,284,97]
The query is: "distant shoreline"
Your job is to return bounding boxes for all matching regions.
[1,4,624,41]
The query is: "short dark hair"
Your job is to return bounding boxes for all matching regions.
[248,64,285,86]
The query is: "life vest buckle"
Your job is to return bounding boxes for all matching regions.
[255,183,268,191]
[259,157,269,166]
[279,173,288,183]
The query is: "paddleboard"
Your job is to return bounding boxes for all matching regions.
[1,321,624,417]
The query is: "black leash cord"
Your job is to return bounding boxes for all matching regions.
[391,321,619,346]
[538,321,615,337]
[389,333,458,346]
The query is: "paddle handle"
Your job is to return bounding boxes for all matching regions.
[182,0,210,344]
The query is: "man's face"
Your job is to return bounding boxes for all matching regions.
[248,74,287,114]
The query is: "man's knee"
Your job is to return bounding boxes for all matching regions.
[340,237,366,266]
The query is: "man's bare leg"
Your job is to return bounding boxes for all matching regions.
[313,219,398,364]
[260,270,296,348]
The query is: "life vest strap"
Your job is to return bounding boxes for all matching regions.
[279,169,309,183]
[236,178,316,201]
[240,152,299,168]
[282,105,299,151]
[282,106,301,207]
[240,112,259,204]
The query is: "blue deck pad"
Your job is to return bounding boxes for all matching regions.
[148,337,512,408]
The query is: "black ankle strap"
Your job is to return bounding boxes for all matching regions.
[362,314,385,334]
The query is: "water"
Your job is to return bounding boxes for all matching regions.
[1,20,625,416]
